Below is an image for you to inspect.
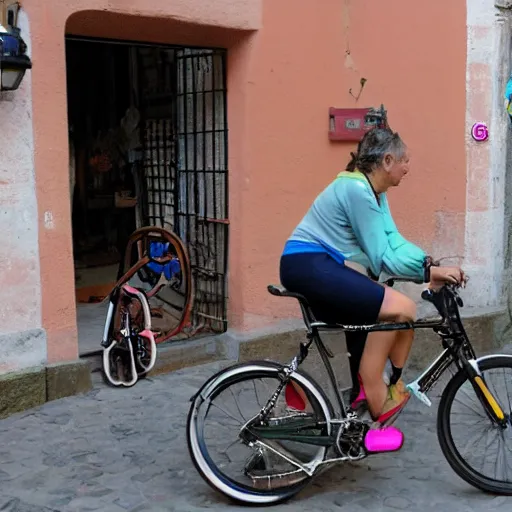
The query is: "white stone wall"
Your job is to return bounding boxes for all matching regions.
[461,0,511,315]
[0,10,45,371]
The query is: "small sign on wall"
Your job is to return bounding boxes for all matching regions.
[471,122,489,142]
[329,105,388,142]
[329,107,375,142]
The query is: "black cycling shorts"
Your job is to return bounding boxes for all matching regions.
[280,252,385,326]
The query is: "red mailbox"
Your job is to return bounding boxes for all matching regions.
[329,105,388,142]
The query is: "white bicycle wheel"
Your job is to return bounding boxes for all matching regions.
[187,360,334,505]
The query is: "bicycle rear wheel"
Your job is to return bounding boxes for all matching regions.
[437,355,512,494]
[187,361,334,505]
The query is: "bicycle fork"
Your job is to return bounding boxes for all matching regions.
[407,347,507,426]
[464,359,507,426]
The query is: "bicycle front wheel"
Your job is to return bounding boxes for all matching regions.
[187,360,334,505]
[437,355,512,494]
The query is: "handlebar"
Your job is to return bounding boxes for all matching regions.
[382,256,467,320]
[382,276,423,287]
[422,282,464,304]
[383,275,464,291]
[383,276,465,310]
[383,255,467,290]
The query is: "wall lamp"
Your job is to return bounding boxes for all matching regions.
[0,13,31,92]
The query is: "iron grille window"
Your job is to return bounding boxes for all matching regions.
[139,47,228,335]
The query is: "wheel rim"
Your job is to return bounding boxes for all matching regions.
[188,366,332,503]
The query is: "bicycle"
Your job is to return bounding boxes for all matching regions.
[187,272,512,505]
[100,226,192,387]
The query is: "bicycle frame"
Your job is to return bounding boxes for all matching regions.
[250,281,507,450]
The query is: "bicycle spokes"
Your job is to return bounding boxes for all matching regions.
[447,364,512,484]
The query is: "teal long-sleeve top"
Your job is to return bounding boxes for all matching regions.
[282,170,426,280]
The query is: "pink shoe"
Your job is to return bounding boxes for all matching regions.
[364,426,404,453]
[351,374,367,409]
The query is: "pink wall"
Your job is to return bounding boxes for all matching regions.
[234,0,468,328]
[21,0,467,362]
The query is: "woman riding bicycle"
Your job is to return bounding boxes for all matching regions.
[280,127,465,448]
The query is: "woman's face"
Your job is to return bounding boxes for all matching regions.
[383,148,410,187]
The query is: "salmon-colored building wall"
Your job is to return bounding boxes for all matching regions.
[22,0,262,364]
[17,0,467,366]
[237,0,467,328]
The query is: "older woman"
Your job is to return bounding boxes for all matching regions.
[280,127,464,450]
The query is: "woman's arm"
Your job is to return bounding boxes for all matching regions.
[379,194,426,278]
[335,181,426,279]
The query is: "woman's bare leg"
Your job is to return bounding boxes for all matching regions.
[389,329,414,369]
[359,288,416,419]
[359,331,398,417]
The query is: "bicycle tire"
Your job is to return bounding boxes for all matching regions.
[101,368,146,387]
[101,367,140,387]
[187,360,335,505]
[437,354,512,495]
[101,341,141,388]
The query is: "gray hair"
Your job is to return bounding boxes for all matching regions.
[346,128,406,173]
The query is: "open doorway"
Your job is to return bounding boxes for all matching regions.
[66,37,229,356]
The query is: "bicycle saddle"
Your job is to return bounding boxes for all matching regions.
[267,285,310,305]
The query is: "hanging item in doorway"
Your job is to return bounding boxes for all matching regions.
[89,152,112,173]
[471,122,489,142]
[120,105,141,157]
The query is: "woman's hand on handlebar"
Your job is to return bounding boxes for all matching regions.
[430,266,466,288]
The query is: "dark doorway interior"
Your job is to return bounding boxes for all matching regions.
[66,38,229,355]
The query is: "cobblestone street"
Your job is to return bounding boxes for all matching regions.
[0,361,511,512]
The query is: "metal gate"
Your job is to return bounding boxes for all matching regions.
[138,46,228,335]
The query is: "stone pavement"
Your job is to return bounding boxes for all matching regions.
[0,361,511,512]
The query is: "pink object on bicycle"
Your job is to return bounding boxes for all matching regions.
[285,383,306,411]
[364,426,404,453]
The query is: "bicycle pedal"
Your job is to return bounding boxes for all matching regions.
[406,381,432,407]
